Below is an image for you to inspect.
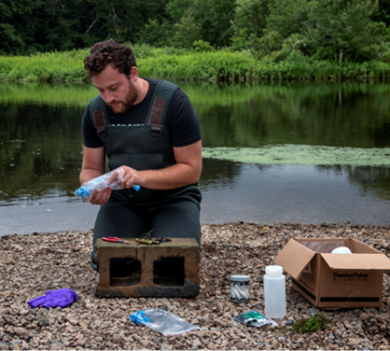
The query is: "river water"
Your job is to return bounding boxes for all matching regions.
[1,82,390,235]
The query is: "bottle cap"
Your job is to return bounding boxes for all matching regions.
[331,246,352,254]
[266,265,283,276]
[230,275,250,282]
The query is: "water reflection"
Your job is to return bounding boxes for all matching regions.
[200,160,390,226]
[190,82,390,148]
[1,82,390,234]
[0,103,82,204]
[329,165,390,201]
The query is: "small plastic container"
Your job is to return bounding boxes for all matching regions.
[230,275,250,303]
[331,246,352,254]
[264,265,286,319]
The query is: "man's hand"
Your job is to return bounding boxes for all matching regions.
[80,145,111,205]
[89,186,112,205]
[120,166,144,189]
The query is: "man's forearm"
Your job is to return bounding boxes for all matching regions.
[120,141,202,191]
[79,169,105,185]
[138,162,201,190]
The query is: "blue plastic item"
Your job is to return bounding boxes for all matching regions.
[130,310,150,325]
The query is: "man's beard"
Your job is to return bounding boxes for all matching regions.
[109,80,138,113]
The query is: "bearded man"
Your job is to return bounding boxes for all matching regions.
[80,39,202,271]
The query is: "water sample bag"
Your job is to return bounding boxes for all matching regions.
[130,308,200,336]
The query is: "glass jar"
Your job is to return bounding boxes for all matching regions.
[230,275,250,303]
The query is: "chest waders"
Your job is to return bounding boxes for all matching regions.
[88,80,201,205]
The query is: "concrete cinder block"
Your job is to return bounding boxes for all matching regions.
[95,238,200,298]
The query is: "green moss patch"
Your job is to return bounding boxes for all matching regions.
[292,314,332,334]
[202,145,390,166]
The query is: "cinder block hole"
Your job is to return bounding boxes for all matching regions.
[153,257,185,286]
[110,258,141,286]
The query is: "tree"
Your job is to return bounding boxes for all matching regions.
[166,0,193,22]
[265,0,309,39]
[306,0,380,63]
[44,0,167,49]
[142,0,238,48]
[0,0,168,54]
[139,0,201,47]
[0,0,47,54]
[194,0,237,47]
[231,0,270,49]
[171,10,201,48]
[372,0,390,26]
[139,18,174,47]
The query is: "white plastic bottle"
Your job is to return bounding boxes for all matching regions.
[264,265,286,319]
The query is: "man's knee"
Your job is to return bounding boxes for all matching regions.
[152,201,201,244]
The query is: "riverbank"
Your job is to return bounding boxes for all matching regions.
[1,46,390,83]
[1,222,390,350]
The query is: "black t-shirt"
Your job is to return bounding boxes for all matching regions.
[82,78,201,148]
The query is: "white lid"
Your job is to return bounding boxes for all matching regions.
[266,265,283,276]
[331,246,352,254]
[230,275,250,282]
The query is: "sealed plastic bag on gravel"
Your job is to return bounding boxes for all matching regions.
[130,308,200,336]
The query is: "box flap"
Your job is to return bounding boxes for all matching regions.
[275,238,316,279]
[322,253,390,270]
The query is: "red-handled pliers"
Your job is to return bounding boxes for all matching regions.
[102,236,129,244]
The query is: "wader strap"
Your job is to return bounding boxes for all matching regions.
[89,95,109,136]
[149,97,166,124]
[146,80,179,134]
[92,111,106,134]
[149,97,166,134]
[88,81,179,135]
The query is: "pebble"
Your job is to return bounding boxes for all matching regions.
[1,223,390,350]
[13,328,26,337]
[38,318,50,327]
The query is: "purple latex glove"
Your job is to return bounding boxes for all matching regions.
[28,288,78,309]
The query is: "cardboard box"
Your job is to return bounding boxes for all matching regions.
[274,238,390,309]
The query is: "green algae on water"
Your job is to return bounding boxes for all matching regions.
[202,145,390,166]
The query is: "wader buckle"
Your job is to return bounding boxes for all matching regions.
[150,124,162,136]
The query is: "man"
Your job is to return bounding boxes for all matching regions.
[80,39,202,271]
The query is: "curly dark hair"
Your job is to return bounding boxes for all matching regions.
[84,39,137,78]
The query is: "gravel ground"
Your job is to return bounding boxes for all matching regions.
[1,222,390,350]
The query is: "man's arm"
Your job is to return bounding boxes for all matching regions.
[80,145,106,184]
[80,140,202,204]
[79,145,112,205]
[121,140,202,190]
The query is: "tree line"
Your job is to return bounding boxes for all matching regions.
[1,0,390,64]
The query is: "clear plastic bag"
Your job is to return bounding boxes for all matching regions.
[75,167,140,201]
[136,309,200,336]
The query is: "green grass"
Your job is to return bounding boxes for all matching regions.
[0,49,88,83]
[1,44,390,83]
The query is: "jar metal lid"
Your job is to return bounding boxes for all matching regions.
[230,275,250,282]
